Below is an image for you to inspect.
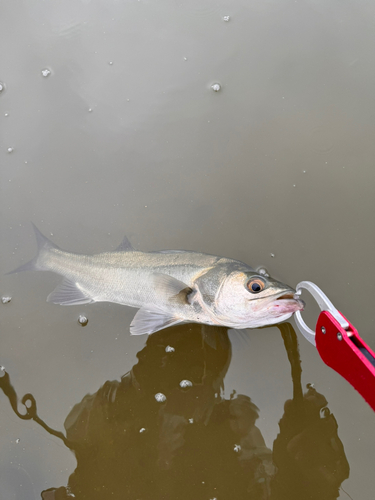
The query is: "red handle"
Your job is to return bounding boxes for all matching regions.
[316,311,375,411]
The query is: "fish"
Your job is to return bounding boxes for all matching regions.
[8,225,304,335]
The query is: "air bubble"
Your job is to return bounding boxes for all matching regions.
[234,444,241,453]
[7,147,14,153]
[155,392,167,403]
[0,365,5,372]
[88,108,93,113]
[4,113,9,117]
[139,427,146,433]
[165,345,175,353]
[1,296,11,304]
[179,379,193,389]
[108,61,113,65]
[0,82,4,93]
[189,418,194,424]
[41,68,51,77]
[270,253,275,258]
[223,16,230,21]
[256,267,270,277]
[78,315,88,326]
[211,83,221,92]
[16,439,20,444]
[183,57,188,61]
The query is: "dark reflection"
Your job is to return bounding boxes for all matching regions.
[0,323,349,500]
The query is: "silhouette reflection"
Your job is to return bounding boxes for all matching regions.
[0,323,349,500]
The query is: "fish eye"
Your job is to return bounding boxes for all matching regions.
[246,278,265,294]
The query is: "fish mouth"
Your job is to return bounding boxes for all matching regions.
[276,293,295,300]
[274,292,305,311]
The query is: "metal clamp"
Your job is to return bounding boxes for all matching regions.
[294,281,349,346]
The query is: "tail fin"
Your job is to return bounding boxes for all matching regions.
[6,223,59,274]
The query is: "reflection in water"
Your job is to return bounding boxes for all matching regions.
[0,323,349,500]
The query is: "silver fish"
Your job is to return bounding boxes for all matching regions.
[9,225,304,335]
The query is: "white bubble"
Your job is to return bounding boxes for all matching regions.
[211,83,221,92]
[0,82,4,92]
[16,439,20,444]
[180,380,193,388]
[270,253,275,258]
[108,61,113,65]
[139,427,146,433]
[234,444,241,452]
[165,345,175,353]
[1,296,11,304]
[183,57,188,61]
[7,147,14,153]
[293,184,296,187]
[256,267,270,277]
[78,315,88,326]
[223,16,230,21]
[4,113,9,117]
[188,418,194,424]
[41,68,51,77]
[0,365,5,372]
[88,108,93,112]
[155,392,167,403]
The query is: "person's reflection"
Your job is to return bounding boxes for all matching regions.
[0,323,349,500]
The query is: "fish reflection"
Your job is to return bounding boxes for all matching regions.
[0,324,349,500]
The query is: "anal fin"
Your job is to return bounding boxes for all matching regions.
[47,279,94,305]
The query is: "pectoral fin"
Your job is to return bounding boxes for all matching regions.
[152,273,193,304]
[47,279,94,305]
[130,306,182,335]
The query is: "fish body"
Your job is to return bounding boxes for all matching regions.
[9,225,304,334]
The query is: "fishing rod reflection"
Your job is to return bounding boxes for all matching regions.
[0,323,349,500]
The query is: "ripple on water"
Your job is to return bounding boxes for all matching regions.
[311,126,334,154]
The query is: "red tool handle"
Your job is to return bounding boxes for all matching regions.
[316,311,375,411]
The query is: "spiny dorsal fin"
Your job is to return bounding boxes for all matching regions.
[115,235,134,252]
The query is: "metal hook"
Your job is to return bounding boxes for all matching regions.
[294,281,349,347]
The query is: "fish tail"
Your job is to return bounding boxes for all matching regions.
[6,223,59,274]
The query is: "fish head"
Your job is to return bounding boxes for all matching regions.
[213,270,305,328]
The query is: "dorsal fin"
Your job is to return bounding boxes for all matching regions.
[115,235,134,252]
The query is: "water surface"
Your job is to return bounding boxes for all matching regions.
[1,1,375,499]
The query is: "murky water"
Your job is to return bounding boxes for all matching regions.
[1,1,375,499]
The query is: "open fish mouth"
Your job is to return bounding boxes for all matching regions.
[276,293,295,300]
[273,292,305,311]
